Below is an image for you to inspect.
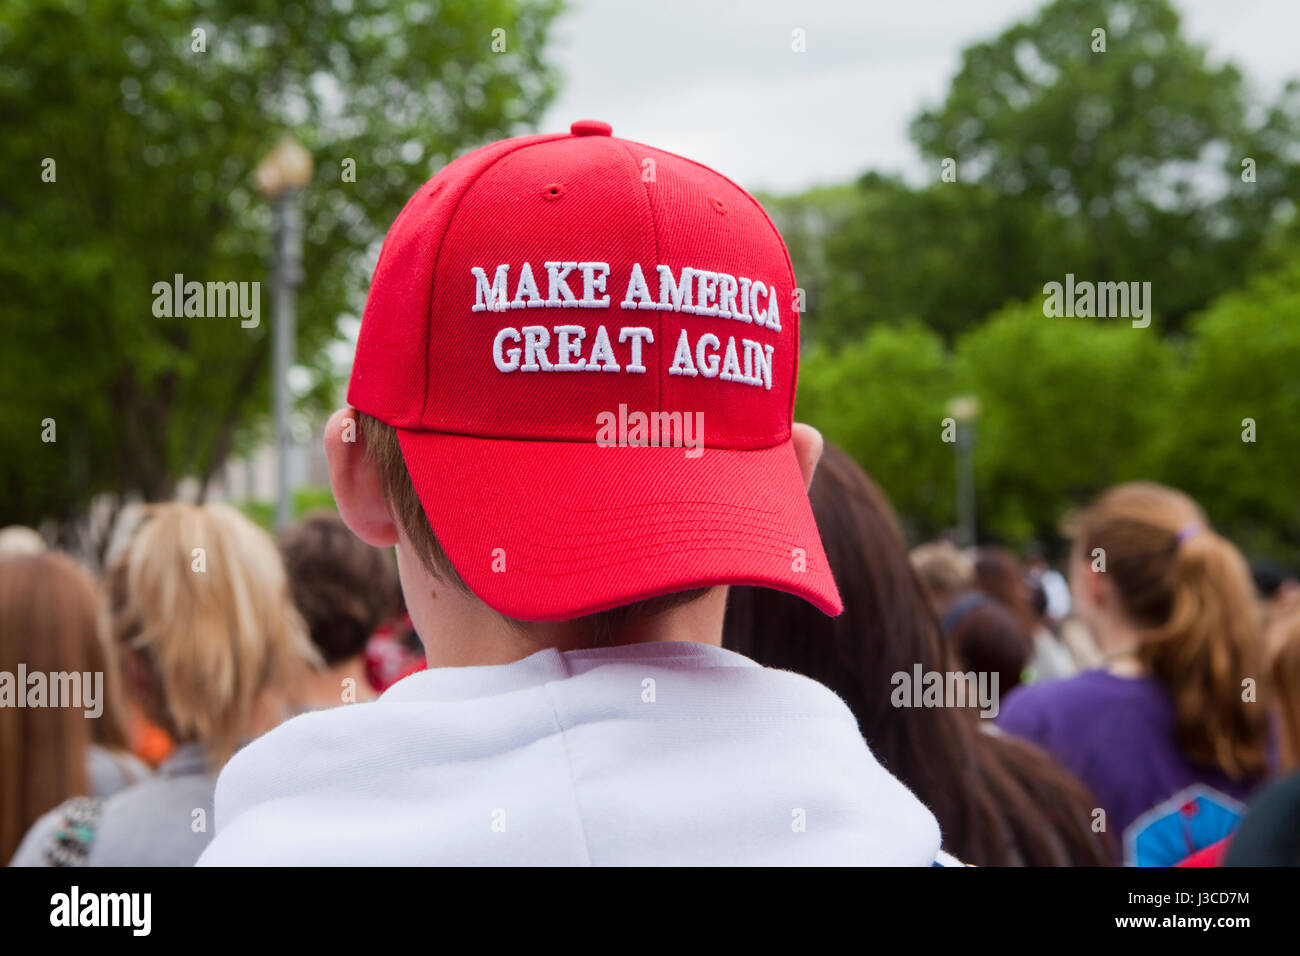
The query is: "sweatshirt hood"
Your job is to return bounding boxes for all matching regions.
[199,642,940,865]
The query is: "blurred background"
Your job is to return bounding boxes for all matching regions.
[2,0,1299,567]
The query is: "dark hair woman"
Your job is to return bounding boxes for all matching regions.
[940,591,1032,696]
[723,442,1115,866]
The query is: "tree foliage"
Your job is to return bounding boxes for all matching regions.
[953,303,1176,546]
[801,0,1300,348]
[796,321,955,537]
[0,0,562,546]
[1162,256,1300,561]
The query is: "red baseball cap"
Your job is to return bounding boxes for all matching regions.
[348,119,842,621]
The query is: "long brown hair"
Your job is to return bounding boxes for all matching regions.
[0,552,132,863]
[723,443,1114,865]
[1069,482,1269,781]
[1268,604,1300,772]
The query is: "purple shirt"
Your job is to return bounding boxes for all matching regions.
[998,670,1257,863]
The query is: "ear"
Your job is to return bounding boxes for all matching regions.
[791,422,824,491]
[1083,556,1113,609]
[324,407,399,548]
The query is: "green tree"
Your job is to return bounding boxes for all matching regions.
[755,183,860,346]
[815,173,1070,344]
[954,302,1177,547]
[1162,256,1300,565]
[796,321,956,536]
[0,0,562,552]
[911,0,1300,331]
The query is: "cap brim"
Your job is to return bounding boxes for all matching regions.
[394,431,843,622]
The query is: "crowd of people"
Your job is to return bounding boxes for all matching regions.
[1,506,399,865]
[4,125,1299,867]
[3,463,1298,866]
[726,453,1300,865]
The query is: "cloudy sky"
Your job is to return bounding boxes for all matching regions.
[538,0,1299,195]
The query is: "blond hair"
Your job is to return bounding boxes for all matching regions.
[1070,482,1268,780]
[112,503,318,766]
[910,540,974,610]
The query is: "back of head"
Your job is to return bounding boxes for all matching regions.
[1070,482,1268,780]
[112,502,318,766]
[942,595,1031,695]
[0,551,128,862]
[336,120,841,651]
[910,540,973,610]
[355,413,712,646]
[973,546,1039,634]
[279,510,400,666]
[724,443,1114,865]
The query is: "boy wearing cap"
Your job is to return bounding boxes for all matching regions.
[198,121,943,866]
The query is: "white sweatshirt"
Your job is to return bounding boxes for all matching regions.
[198,641,941,866]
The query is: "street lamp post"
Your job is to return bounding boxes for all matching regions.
[256,135,313,532]
[947,395,981,549]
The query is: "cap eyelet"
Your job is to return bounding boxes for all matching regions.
[543,183,565,201]
[708,196,727,215]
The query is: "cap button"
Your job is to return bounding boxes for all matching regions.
[570,119,613,137]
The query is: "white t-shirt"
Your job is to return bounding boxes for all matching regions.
[199,641,941,866]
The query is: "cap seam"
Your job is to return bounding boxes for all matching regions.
[619,138,798,438]
[614,137,663,414]
[420,133,569,423]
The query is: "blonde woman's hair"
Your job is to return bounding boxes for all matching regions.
[1070,482,1269,780]
[910,540,974,610]
[111,503,318,766]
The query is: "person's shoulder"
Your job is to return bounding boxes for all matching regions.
[680,646,863,723]
[564,642,859,722]
[746,663,861,719]
[998,669,1108,729]
[98,763,213,817]
[1007,668,1126,706]
[7,806,63,866]
[212,702,391,822]
[223,703,371,776]
[86,745,151,798]
[1002,669,1168,737]
[8,794,109,867]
